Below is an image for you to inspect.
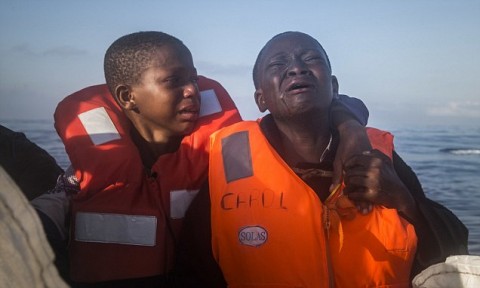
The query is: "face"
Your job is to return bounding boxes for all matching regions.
[255,32,338,119]
[125,44,200,138]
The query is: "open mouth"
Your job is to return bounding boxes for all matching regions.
[179,107,199,113]
[287,81,313,92]
[178,105,200,120]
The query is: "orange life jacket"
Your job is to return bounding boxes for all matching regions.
[54,76,242,282]
[209,120,417,288]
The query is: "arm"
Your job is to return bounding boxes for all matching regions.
[329,95,372,211]
[330,94,369,128]
[343,149,469,278]
[30,166,78,285]
[0,125,64,200]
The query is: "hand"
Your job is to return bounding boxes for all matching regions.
[342,149,416,216]
[331,120,372,212]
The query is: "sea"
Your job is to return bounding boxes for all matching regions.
[2,119,479,255]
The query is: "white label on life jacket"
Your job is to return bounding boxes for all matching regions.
[75,212,157,246]
[199,89,222,117]
[238,225,268,247]
[78,107,121,146]
[170,189,200,219]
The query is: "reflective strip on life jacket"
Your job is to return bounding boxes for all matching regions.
[199,89,222,117]
[170,189,200,219]
[221,131,253,183]
[75,212,157,246]
[78,107,121,146]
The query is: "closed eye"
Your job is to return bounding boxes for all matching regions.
[164,76,180,84]
[268,61,286,68]
[303,55,322,62]
[302,50,324,63]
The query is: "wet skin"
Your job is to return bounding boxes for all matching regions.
[255,32,337,122]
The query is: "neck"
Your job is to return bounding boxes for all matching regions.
[129,121,183,169]
[272,114,332,166]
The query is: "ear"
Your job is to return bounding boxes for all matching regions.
[254,89,267,112]
[114,84,137,110]
[331,75,339,98]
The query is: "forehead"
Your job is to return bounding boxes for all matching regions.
[262,33,324,60]
[147,43,193,68]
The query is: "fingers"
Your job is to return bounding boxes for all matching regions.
[342,149,388,212]
[354,201,373,215]
[344,149,387,169]
[335,149,393,214]
[343,162,383,203]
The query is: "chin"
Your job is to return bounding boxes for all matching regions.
[180,124,197,136]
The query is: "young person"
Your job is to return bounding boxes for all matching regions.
[178,31,469,287]
[54,31,241,287]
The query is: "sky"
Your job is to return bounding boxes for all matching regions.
[1,0,479,129]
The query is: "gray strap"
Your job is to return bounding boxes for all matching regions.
[221,131,253,183]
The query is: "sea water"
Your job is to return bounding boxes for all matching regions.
[386,123,480,255]
[2,119,479,255]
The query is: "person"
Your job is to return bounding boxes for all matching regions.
[52,31,375,287]
[0,124,63,201]
[0,165,68,288]
[0,124,71,283]
[178,31,469,287]
[53,31,240,287]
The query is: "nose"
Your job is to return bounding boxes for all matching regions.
[183,79,199,99]
[287,58,310,77]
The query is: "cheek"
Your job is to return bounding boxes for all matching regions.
[138,94,172,115]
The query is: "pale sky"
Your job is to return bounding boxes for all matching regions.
[1,0,479,128]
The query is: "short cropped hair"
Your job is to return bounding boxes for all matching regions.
[252,31,332,89]
[104,31,189,95]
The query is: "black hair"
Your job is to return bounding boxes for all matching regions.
[252,31,332,89]
[104,31,190,95]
